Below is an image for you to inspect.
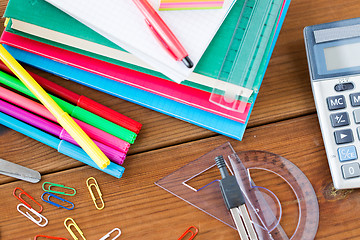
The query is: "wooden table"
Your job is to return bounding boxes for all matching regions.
[1,0,360,239]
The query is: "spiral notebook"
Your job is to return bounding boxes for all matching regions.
[44,0,236,83]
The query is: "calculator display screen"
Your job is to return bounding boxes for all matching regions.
[324,42,360,71]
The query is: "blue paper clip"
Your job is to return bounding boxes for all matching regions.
[41,192,75,210]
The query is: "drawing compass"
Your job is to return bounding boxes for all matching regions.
[156,142,319,240]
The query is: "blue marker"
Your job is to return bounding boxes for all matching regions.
[0,111,124,178]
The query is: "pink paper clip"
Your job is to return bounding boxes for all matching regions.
[34,235,68,240]
[13,187,43,213]
[177,226,199,240]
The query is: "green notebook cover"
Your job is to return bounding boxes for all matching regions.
[4,0,276,103]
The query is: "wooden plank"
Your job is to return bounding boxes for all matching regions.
[0,114,354,239]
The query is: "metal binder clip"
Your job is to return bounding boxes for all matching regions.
[41,192,75,210]
[64,217,86,240]
[42,182,76,196]
[177,226,198,240]
[17,203,48,227]
[86,177,104,210]
[34,235,68,240]
[13,187,43,213]
[99,228,122,240]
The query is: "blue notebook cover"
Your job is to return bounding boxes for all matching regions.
[2,0,290,140]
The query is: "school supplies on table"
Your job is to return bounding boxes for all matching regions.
[0,45,110,170]
[13,187,43,213]
[0,99,126,164]
[86,177,104,210]
[41,192,75,210]
[0,111,125,178]
[43,0,236,83]
[0,62,142,133]
[0,70,137,143]
[64,218,86,240]
[159,0,224,10]
[0,158,41,183]
[1,0,291,140]
[0,85,130,153]
[99,228,121,240]
[17,203,48,227]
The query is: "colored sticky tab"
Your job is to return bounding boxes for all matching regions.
[159,0,224,10]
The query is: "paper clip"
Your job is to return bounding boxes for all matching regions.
[34,235,68,240]
[177,226,199,240]
[86,177,104,210]
[99,228,121,240]
[41,192,75,210]
[17,203,48,227]
[64,217,86,240]
[13,187,43,213]
[42,182,76,196]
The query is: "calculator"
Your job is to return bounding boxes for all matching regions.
[304,18,360,189]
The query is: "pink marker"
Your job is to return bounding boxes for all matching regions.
[0,86,130,153]
[132,0,193,68]
[0,98,125,165]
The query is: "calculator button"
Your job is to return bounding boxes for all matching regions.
[338,146,357,162]
[334,129,354,144]
[350,93,360,107]
[342,163,360,179]
[335,82,354,92]
[330,112,350,127]
[354,109,360,123]
[327,95,346,110]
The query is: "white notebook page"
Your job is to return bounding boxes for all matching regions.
[44,0,236,83]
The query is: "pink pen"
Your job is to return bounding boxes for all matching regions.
[132,0,193,68]
[0,99,126,165]
[0,85,130,153]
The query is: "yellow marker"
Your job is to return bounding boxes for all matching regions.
[0,45,110,169]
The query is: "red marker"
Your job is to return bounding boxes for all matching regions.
[132,0,194,68]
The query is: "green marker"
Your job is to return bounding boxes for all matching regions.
[0,70,137,143]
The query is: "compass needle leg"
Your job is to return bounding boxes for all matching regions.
[215,155,258,240]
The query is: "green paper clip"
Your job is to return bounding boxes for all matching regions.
[42,182,76,196]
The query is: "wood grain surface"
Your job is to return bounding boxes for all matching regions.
[1,0,360,239]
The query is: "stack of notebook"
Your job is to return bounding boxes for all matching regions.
[1,0,290,140]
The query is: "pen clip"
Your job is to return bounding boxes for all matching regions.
[145,19,178,60]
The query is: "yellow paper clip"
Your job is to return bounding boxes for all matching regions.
[86,177,104,210]
[64,217,86,240]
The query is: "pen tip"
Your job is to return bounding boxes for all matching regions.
[182,56,194,68]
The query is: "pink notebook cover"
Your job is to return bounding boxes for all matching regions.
[0,31,251,123]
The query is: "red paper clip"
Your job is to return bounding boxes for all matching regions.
[177,226,199,240]
[13,187,43,213]
[34,235,68,240]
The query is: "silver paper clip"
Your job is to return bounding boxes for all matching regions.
[17,203,48,227]
[99,228,121,240]
[0,158,41,183]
